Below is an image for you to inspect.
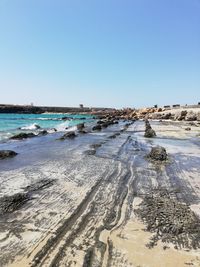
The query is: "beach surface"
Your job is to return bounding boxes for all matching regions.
[0,119,200,267]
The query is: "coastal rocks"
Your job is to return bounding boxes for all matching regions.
[185,127,191,131]
[84,150,96,155]
[10,132,36,140]
[0,150,18,160]
[145,129,156,139]
[148,146,167,161]
[135,190,200,249]
[161,112,172,120]
[185,111,197,121]
[92,125,102,131]
[144,120,156,138]
[38,130,48,136]
[62,116,71,120]
[59,131,76,140]
[174,110,187,121]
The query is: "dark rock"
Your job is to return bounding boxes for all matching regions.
[10,132,36,140]
[34,124,41,129]
[79,129,88,134]
[97,120,104,125]
[92,125,102,131]
[59,131,76,140]
[175,110,187,121]
[62,116,71,120]
[161,113,172,120]
[101,122,109,128]
[38,130,48,135]
[144,128,156,138]
[0,150,18,160]
[85,150,96,155]
[148,146,167,161]
[185,127,191,131]
[77,123,85,131]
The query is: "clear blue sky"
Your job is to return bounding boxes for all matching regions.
[0,0,199,108]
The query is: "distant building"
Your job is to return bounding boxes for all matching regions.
[30,102,34,106]
[79,104,84,108]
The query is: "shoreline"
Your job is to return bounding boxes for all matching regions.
[0,116,200,266]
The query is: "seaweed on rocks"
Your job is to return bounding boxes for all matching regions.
[147,146,168,161]
[0,179,55,216]
[0,193,30,215]
[135,190,200,249]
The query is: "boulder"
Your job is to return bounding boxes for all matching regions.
[10,132,36,140]
[161,113,172,120]
[174,110,187,121]
[59,131,76,140]
[38,130,48,136]
[144,128,156,138]
[92,125,102,131]
[185,111,197,121]
[185,127,191,131]
[0,150,18,160]
[148,146,167,161]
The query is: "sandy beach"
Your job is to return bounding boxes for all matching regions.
[0,117,200,267]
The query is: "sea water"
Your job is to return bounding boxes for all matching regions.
[0,113,94,141]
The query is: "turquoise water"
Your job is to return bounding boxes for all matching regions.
[0,113,94,141]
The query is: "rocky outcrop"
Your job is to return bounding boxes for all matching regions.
[148,146,167,161]
[174,110,187,121]
[0,150,18,159]
[59,131,76,140]
[185,111,197,121]
[92,125,102,131]
[10,132,36,140]
[144,120,156,138]
[38,130,48,136]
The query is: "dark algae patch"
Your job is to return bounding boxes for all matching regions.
[0,193,30,215]
[135,190,200,250]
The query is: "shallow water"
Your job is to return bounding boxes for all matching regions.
[0,113,94,141]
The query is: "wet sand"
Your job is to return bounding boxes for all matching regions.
[0,120,200,267]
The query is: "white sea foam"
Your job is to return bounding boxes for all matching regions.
[21,123,41,130]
